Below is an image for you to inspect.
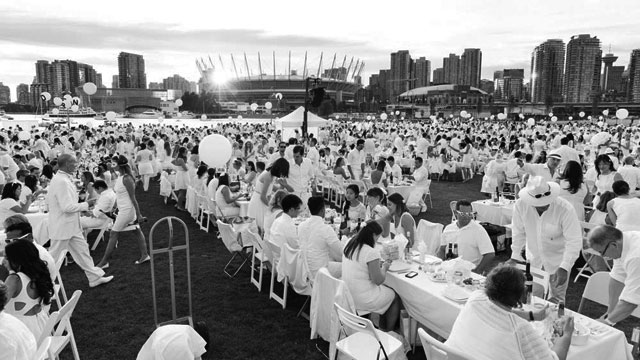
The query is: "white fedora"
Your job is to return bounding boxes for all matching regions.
[518,176,561,207]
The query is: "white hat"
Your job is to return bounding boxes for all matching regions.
[548,150,562,160]
[518,176,561,207]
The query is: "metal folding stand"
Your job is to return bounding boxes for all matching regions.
[149,216,193,328]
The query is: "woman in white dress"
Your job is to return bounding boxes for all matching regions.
[215,174,242,218]
[341,221,401,331]
[135,143,155,192]
[557,160,588,221]
[369,160,388,189]
[607,180,640,232]
[172,147,190,211]
[592,154,623,207]
[0,182,33,228]
[247,158,293,232]
[3,240,53,339]
[96,155,149,268]
[386,192,416,248]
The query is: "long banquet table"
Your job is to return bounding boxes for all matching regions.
[471,199,515,226]
[384,259,633,360]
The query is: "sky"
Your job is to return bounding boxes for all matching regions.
[1,0,640,101]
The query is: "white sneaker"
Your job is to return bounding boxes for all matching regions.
[89,276,114,288]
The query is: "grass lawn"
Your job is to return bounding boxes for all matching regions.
[56,175,637,360]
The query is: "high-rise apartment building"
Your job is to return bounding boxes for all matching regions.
[0,83,10,105]
[96,73,104,88]
[390,50,412,99]
[443,54,460,84]
[163,74,193,93]
[112,75,119,88]
[564,34,602,103]
[78,63,97,85]
[628,49,640,103]
[16,84,30,105]
[378,69,390,103]
[413,57,431,88]
[30,83,48,108]
[35,60,50,85]
[48,60,72,96]
[530,39,565,103]
[480,79,494,94]
[493,70,504,100]
[502,69,525,101]
[118,52,147,89]
[459,48,482,88]
[432,68,445,84]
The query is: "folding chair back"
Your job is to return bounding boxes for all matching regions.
[52,249,69,309]
[418,328,474,360]
[33,336,53,360]
[335,303,380,342]
[449,200,458,222]
[415,219,444,255]
[243,228,268,290]
[266,240,287,308]
[38,290,82,360]
[217,220,242,253]
[578,272,640,318]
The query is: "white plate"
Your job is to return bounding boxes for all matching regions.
[429,273,447,283]
[443,285,470,302]
[388,262,412,273]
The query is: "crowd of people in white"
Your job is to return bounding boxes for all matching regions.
[0,116,640,359]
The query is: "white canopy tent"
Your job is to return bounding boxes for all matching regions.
[275,107,330,140]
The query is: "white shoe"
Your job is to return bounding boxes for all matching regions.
[421,205,428,212]
[89,276,114,288]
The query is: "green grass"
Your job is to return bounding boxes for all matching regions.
[56,175,636,360]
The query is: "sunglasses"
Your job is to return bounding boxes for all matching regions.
[530,190,552,199]
[455,210,477,218]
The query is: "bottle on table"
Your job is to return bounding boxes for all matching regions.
[452,243,459,259]
[340,206,349,231]
[557,301,565,317]
[524,261,533,305]
[493,186,500,202]
[445,243,455,260]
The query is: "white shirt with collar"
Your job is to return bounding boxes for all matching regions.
[385,163,403,183]
[288,158,315,196]
[522,163,558,183]
[92,188,117,219]
[441,220,494,266]
[298,215,343,279]
[510,197,582,273]
[47,170,89,240]
[307,146,320,167]
[269,212,299,249]
[412,165,429,186]
[610,231,640,306]
[617,164,640,192]
[347,148,365,168]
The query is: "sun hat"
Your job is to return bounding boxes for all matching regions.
[518,176,561,207]
[547,150,562,160]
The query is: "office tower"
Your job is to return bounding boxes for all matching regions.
[112,75,119,88]
[48,61,72,96]
[118,52,147,89]
[378,69,390,103]
[414,57,431,88]
[148,82,162,90]
[16,84,30,105]
[564,34,602,103]
[35,60,50,84]
[30,83,49,108]
[390,50,412,98]
[459,48,482,87]
[628,49,640,102]
[163,74,192,93]
[480,79,494,94]
[78,63,97,85]
[503,69,525,101]
[493,70,504,100]
[0,83,10,105]
[443,54,460,84]
[432,68,444,84]
[96,73,104,88]
[530,39,565,103]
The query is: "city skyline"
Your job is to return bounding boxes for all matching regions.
[1,0,639,101]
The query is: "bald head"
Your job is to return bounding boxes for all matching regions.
[57,154,77,173]
[587,225,623,248]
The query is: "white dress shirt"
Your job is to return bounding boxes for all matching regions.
[92,189,116,218]
[47,171,89,240]
[307,146,320,167]
[347,149,365,177]
[510,197,582,273]
[412,165,429,186]
[298,215,343,279]
[441,220,494,266]
[288,158,315,196]
[610,232,640,306]
[385,163,403,183]
[269,212,299,249]
[617,165,640,192]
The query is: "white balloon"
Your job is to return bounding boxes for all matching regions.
[175,99,183,107]
[597,121,604,127]
[568,116,573,121]
[395,111,400,115]
[527,118,535,126]
[201,114,207,120]
[228,116,233,120]
[497,113,507,120]
[71,97,81,106]
[588,116,592,120]
[86,119,95,128]
[603,109,609,116]
[71,104,79,112]
[18,131,30,141]
[250,103,258,111]
[548,112,554,117]
[265,102,273,110]
[551,116,558,122]
[63,94,72,101]
[616,108,629,120]
[579,111,585,118]
[62,99,71,109]
[380,113,388,120]
[366,116,372,121]
[40,92,51,101]
[237,115,243,120]
[106,111,117,121]
[459,110,468,118]
[275,93,283,100]
[519,113,525,119]
[53,97,62,106]
[200,134,232,168]
[52,108,60,115]
[83,82,97,95]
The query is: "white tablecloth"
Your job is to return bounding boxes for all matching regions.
[387,184,417,199]
[385,261,633,360]
[471,200,515,226]
[26,212,49,245]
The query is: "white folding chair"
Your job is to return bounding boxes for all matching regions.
[578,271,640,318]
[33,336,54,360]
[87,221,113,251]
[449,200,458,222]
[414,219,444,255]
[216,220,251,278]
[52,249,69,310]
[37,290,82,360]
[574,221,612,283]
[331,177,345,209]
[418,328,474,360]
[280,243,313,318]
[242,228,269,291]
[515,263,550,300]
[266,240,288,309]
[421,179,433,208]
[334,303,403,360]
[196,192,215,232]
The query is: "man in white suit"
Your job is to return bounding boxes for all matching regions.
[47,154,113,288]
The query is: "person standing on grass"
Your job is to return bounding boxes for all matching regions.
[96,155,149,269]
[47,154,113,288]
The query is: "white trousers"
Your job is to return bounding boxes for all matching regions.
[49,233,105,283]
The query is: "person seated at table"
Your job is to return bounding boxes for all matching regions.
[385,156,403,185]
[80,180,116,230]
[299,196,343,280]
[0,215,56,282]
[405,157,430,212]
[607,180,640,232]
[386,193,416,248]
[437,200,495,275]
[0,281,37,360]
[215,174,243,218]
[587,225,640,326]
[0,182,33,228]
[366,187,390,238]
[79,171,99,204]
[228,159,246,183]
[341,184,366,228]
[264,190,288,244]
[342,221,401,332]
[243,161,257,187]
[269,194,302,250]
[332,157,350,180]
[446,264,573,360]
[370,160,388,189]
[588,190,615,226]
[2,240,54,339]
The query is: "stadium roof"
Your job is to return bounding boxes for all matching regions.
[399,84,488,97]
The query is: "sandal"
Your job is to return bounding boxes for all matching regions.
[135,255,150,265]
